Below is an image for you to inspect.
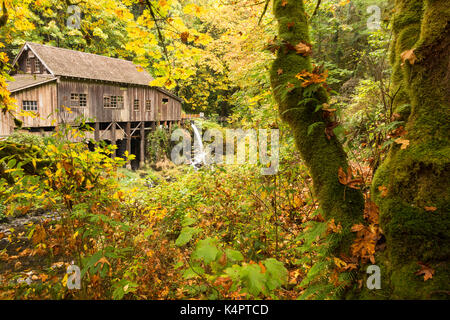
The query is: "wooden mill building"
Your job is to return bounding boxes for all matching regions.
[1,42,183,168]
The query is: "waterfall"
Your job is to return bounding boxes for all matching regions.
[191,122,206,169]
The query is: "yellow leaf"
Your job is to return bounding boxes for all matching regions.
[395,137,410,150]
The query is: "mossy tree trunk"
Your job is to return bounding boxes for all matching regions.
[270,0,364,257]
[372,0,450,299]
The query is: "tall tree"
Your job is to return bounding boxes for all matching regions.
[270,0,364,259]
[372,0,450,299]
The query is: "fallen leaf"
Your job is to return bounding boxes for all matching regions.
[424,206,437,212]
[400,49,417,66]
[415,262,434,281]
[277,68,283,75]
[295,42,312,56]
[395,137,410,150]
[281,0,288,7]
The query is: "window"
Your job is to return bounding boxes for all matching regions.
[34,59,40,73]
[103,96,110,108]
[71,93,79,107]
[71,93,87,107]
[162,98,169,104]
[104,95,124,109]
[117,96,124,109]
[134,99,140,111]
[22,100,38,112]
[79,94,87,107]
[145,100,152,111]
[26,58,31,73]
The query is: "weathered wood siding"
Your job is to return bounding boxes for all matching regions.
[11,82,58,127]
[57,79,181,123]
[0,111,12,136]
[16,49,50,74]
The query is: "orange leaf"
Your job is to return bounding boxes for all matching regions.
[424,206,437,212]
[281,0,288,7]
[95,257,111,268]
[277,68,283,75]
[294,42,312,56]
[378,186,388,197]
[351,224,365,232]
[395,137,410,150]
[415,262,434,281]
[400,49,417,66]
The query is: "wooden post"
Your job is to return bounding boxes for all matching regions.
[126,122,131,169]
[94,122,100,142]
[111,121,116,158]
[140,121,145,168]
[152,121,156,132]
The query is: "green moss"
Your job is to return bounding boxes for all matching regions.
[372,0,450,299]
[270,0,364,259]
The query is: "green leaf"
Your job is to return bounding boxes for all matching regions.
[175,226,200,246]
[226,249,244,262]
[264,258,288,290]
[307,122,324,136]
[182,217,196,227]
[183,265,205,279]
[239,264,266,296]
[193,238,219,264]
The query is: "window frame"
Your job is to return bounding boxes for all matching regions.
[70,93,87,108]
[133,99,140,111]
[34,59,40,73]
[103,95,111,108]
[145,99,152,111]
[22,100,38,112]
[103,95,124,109]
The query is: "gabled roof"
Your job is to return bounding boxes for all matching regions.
[14,42,154,86]
[7,74,57,93]
[11,42,182,101]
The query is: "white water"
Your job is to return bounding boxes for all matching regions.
[191,122,206,169]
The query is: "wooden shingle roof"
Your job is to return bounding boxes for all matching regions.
[7,74,57,93]
[17,42,154,86]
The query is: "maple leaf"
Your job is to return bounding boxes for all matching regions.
[395,137,410,150]
[294,42,312,56]
[415,262,434,281]
[424,206,437,212]
[400,49,417,66]
[338,167,364,189]
[95,257,111,268]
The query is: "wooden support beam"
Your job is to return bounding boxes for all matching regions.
[126,122,131,169]
[152,121,156,132]
[140,121,145,168]
[111,121,116,158]
[94,122,100,142]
